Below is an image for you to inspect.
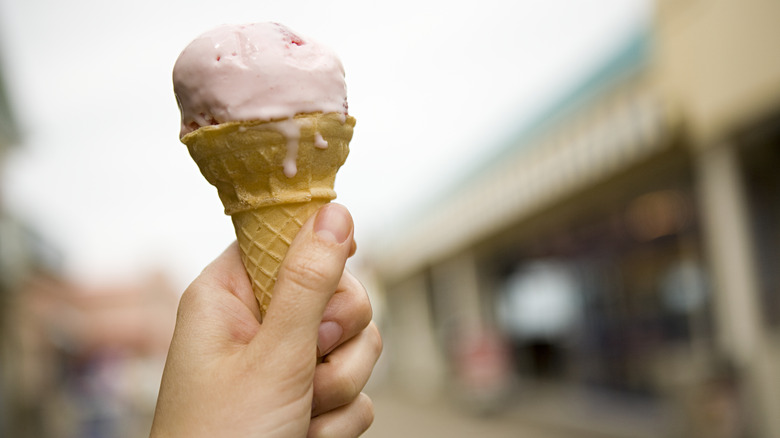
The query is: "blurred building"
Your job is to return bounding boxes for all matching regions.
[373,2,780,437]
[0,39,179,438]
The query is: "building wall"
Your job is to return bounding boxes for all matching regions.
[654,0,780,143]
[375,1,780,436]
[653,2,780,434]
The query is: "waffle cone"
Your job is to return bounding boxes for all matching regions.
[182,112,355,319]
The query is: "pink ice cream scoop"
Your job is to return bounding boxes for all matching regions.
[173,22,349,138]
[171,23,355,319]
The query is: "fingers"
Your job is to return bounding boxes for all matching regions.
[348,237,357,258]
[317,270,373,357]
[307,393,374,438]
[256,203,355,357]
[311,321,382,417]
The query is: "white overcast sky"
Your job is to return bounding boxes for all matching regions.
[0,0,650,288]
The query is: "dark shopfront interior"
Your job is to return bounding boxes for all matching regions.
[480,147,714,400]
[738,114,780,329]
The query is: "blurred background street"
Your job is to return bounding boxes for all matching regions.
[2,0,780,437]
[366,386,667,438]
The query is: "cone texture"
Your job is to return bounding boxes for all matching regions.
[182,112,354,318]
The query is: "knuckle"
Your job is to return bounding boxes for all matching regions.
[366,321,383,358]
[341,272,373,328]
[345,365,362,399]
[357,393,375,433]
[352,296,373,332]
[307,419,325,438]
[326,356,361,406]
[307,394,375,438]
[356,284,373,326]
[178,283,206,314]
[278,253,332,292]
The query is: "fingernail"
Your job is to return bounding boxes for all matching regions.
[317,321,343,356]
[314,204,351,244]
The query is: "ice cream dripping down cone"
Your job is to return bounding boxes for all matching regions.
[174,22,354,320]
[182,112,354,319]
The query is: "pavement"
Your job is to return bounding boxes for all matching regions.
[364,385,674,438]
[365,388,561,438]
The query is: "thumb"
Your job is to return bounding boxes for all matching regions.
[255,203,354,356]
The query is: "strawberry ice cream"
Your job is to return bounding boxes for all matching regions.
[173,22,348,138]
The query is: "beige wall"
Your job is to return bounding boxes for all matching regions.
[654,0,780,143]
[384,274,447,400]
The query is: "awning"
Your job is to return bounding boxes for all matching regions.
[376,89,678,281]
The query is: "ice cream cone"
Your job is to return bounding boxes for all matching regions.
[182,112,355,319]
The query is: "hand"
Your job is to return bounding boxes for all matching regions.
[150,204,382,438]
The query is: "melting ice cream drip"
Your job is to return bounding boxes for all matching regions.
[314,132,328,149]
[275,119,303,178]
[272,116,342,178]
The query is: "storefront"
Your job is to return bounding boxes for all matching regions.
[737,116,780,329]
[480,146,711,397]
[373,1,780,436]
